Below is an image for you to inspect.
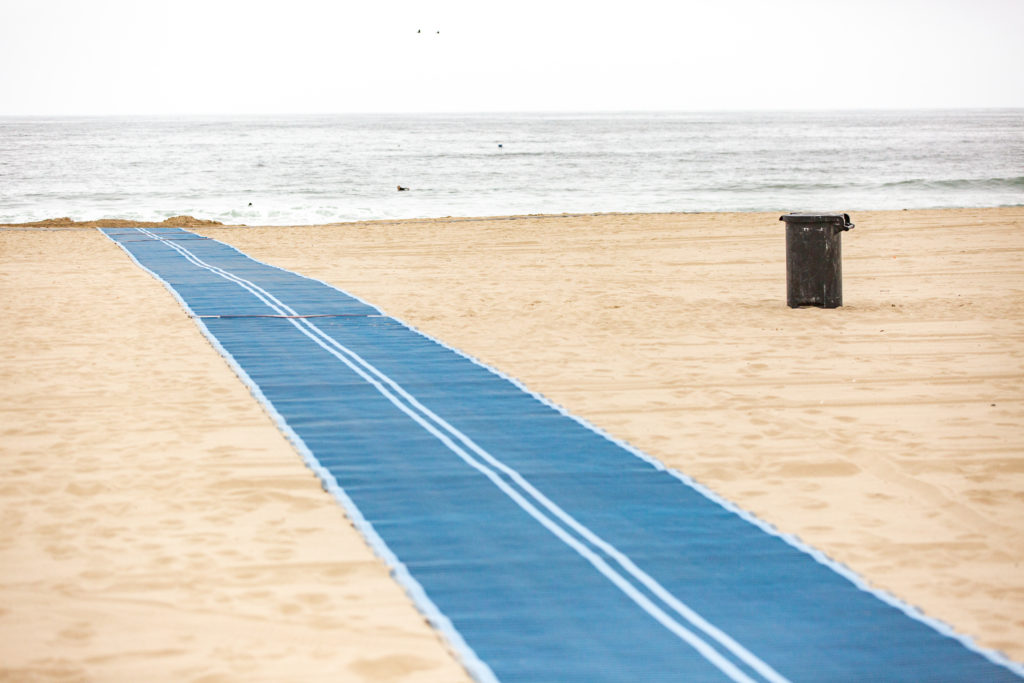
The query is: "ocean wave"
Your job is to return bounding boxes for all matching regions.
[703,176,1024,195]
[709,181,849,192]
[877,176,1024,190]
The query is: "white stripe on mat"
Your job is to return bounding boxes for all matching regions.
[135,227,787,683]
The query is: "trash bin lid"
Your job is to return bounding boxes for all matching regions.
[779,213,851,226]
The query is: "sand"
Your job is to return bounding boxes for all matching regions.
[0,230,470,682]
[2,207,1022,680]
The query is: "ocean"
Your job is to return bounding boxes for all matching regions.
[1,110,1021,225]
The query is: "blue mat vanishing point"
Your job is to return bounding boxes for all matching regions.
[103,227,1022,683]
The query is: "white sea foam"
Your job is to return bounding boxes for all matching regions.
[1,110,1021,225]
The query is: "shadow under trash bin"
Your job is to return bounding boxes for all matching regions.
[780,213,854,308]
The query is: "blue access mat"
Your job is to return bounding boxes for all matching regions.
[103,227,1022,683]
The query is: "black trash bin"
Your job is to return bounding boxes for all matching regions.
[779,213,854,308]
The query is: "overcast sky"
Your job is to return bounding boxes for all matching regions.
[1,0,1022,115]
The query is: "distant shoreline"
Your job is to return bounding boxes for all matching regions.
[3,205,1023,231]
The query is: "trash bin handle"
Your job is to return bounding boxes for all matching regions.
[777,213,855,230]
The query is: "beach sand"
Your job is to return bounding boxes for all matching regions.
[0,229,471,681]
[2,207,1022,679]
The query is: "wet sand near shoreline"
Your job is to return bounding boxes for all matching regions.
[2,207,1022,679]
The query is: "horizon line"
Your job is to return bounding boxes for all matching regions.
[2,106,1024,119]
